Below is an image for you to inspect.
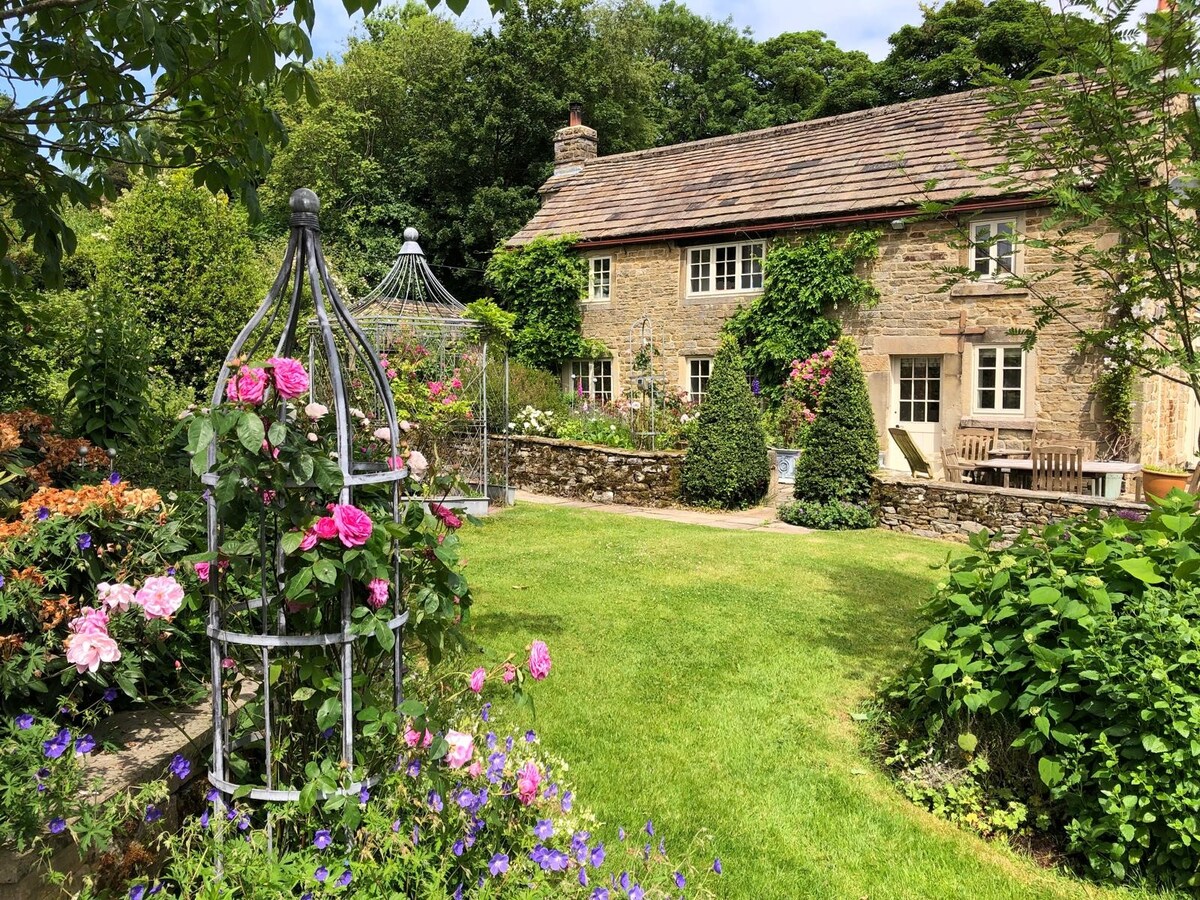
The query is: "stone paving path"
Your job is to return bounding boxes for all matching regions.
[512,490,811,533]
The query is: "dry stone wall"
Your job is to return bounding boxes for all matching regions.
[871,472,1147,542]
[500,435,682,507]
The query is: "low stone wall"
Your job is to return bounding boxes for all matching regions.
[872,472,1149,542]
[498,435,683,507]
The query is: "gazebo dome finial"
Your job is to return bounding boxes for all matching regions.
[289,188,320,214]
[403,226,419,241]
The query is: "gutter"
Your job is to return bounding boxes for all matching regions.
[564,196,1041,249]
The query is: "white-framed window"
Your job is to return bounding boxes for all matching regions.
[897,355,942,424]
[687,357,712,403]
[973,345,1025,415]
[687,241,764,295]
[970,218,1017,278]
[567,359,613,402]
[587,257,611,302]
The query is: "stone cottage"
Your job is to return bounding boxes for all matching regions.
[508,94,1195,471]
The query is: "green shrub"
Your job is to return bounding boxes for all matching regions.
[485,358,570,432]
[680,340,770,509]
[880,493,1200,889]
[793,336,877,505]
[778,498,874,530]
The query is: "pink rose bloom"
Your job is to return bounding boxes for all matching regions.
[372,426,393,443]
[468,760,482,779]
[407,450,428,480]
[430,503,463,530]
[367,578,389,610]
[331,504,373,548]
[69,606,109,636]
[502,663,516,684]
[225,366,268,405]
[66,631,121,674]
[313,516,339,541]
[267,356,310,399]
[304,402,328,420]
[98,582,136,612]
[528,640,552,680]
[260,438,279,459]
[404,727,433,748]
[386,456,406,472]
[469,667,486,694]
[451,378,462,390]
[261,489,276,505]
[193,563,210,583]
[299,529,319,551]
[517,761,541,806]
[444,730,474,769]
[136,575,185,620]
[428,381,443,397]
[221,657,236,669]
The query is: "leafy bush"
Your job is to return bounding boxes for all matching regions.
[793,336,877,506]
[681,341,770,509]
[554,409,635,449]
[778,498,875,530]
[881,492,1200,889]
[485,358,570,433]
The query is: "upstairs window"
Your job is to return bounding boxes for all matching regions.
[587,257,611,302]
[567,359,613,402]
[970,219,1017,279]
[687,241,764,295]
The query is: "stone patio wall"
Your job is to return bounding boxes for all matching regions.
[499,435,683,507]
[871,471,1148,542]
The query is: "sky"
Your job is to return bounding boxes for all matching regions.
[311,0,1163,62]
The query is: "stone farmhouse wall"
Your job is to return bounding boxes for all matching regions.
[500,435,682,507]
[573,206,1193,468]
[871,472,1148,543]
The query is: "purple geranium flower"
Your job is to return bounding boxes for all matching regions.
[713,857,723,874]
[525,730,536,743]
[168,754,190,780]
[411,824,419,845]
[77,533,92,550]
[313,829,332,850]
[200,810,209,828]
[620,871,630,892]
[488,853,509,876]
[336,869,352,887]
[145,805,163,824]
[618,826,626,841]
[428,790,443,812]
[562,790,573,812]
[406,759,421,778]
[48,817,66,834]
[629,886,645,900]
[16,713,33,730]
[102,687,118,703]
[130,887,145,900]
[591,889,609,900]
[314,866,328,883]
[109,471,121,485]
[673,871,686,888]
[37,506,49,521]
[453,839,464,857]
[534,819,553,840]
[644,819,654,837]
[481,702,491,722]
[74,734,96,755]
[43,728,71,759]
[358,786,369,804]
[579,867,589,887]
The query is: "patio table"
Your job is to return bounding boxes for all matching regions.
[973,458,1140,498]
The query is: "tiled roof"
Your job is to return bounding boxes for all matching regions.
[510,85,1052,245]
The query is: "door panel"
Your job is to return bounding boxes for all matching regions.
[888,355,943,471]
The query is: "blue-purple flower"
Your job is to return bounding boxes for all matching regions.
[48,817,66,834]
[36,506,49,521]
[453,839,465,857]
[314,866,328,883]
[525,730,536,743]
[74,734,96,755]
[534,819,553,840]
[144,805,163,824]
[109,471,121,485]
[358,786,370,804]
[16,713,33,730]
[561,790,573,812]
[168,754,190,780]
[102,687,118,703]
[590,889,609,900]
[644,819,654,837]
[481,702,491,722]
[77,533,92,551]
[629,886,644,900]
[43,728,71,758]
[129,887,145,900]
[673,871,686,888]
[336,869,352,887]
[578,867,588,887]
[619,870,630,892]
[488,852,509,876]
[713,857,723,874]
[313,829,332,850]
[428,790,443,812]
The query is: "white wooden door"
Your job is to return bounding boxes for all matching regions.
[887,355,943,471]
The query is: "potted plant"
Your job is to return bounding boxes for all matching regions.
[1142,463,1193,499]
[767,348,833,484]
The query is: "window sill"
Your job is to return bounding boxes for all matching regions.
[961,416,1036,431]
[684,290,762,304]
[950,281,1027,298]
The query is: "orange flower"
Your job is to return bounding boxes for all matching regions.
[0,422,19,453]
[19,481,163,521]
[0,520,29,541]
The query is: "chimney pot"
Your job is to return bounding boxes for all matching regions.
[552,104,597,177]
[569,102,583,127]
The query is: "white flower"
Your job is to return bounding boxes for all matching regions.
[305,402,328,420]
[373,426,393,443]
[307,432,319,442]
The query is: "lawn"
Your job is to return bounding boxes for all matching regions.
[462,503,1155,900]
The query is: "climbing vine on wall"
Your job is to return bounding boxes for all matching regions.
[723,229,881,395]
[485,235,593,372]
[1097,361,1135,458]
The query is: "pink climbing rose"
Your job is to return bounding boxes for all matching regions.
[68,606,110,636]
[66,631,121,674]
[528,640,552,681]
[367,578,389,610]
[266,356,310,399]
[136,575,185,619]
[313,516,339,541]
[225,366,268,405]
[469,667,486,694]
[331,504,373,548]
[517,761,542,806]
[502,663,516,684]
[99,582,136,612]
[444,730,474,769]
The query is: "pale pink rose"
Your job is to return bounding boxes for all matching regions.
[313,516,339,541]
[65,631,121,674]
[528,641,552,681]
[469,667,486,694]
[299,529,319,551]
[517,761,541,806]
[468,760,482,778]
[404,727,434,748]
[68,606,109,636]
[98,582,136,612]
[331,504,373,548]
[367,578,389,610]
[386,456,406,472]
[398,420,413,432]
[225,366,267,405]
[136,575,185,619]
[221,657,236,669]
[444,730,474,769]
[304,402,328,420]
[372,426,393,443]
[502,663,516,684]
[267,357,310,399]
[193,563,210,583]
[407,450,428,480]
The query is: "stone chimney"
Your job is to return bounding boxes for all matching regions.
[552,102,597,176]
[1148,0,1175,51]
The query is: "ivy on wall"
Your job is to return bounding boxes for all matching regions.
[1096,362,1136,458]
[723,229,881,393]
[485,235,593,372]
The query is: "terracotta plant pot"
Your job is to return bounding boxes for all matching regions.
[1142,467,1191,500]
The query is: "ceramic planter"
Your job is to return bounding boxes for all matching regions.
[1142,468,1191,500]
[774,447,802,485]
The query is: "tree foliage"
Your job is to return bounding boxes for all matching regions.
[680,340,770,509]
[793,336,877,506]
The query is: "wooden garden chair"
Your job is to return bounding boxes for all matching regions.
[889,427,934,479]
[1031,443,1086,495]
[954,427,996,464]
[941,447,976,484]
